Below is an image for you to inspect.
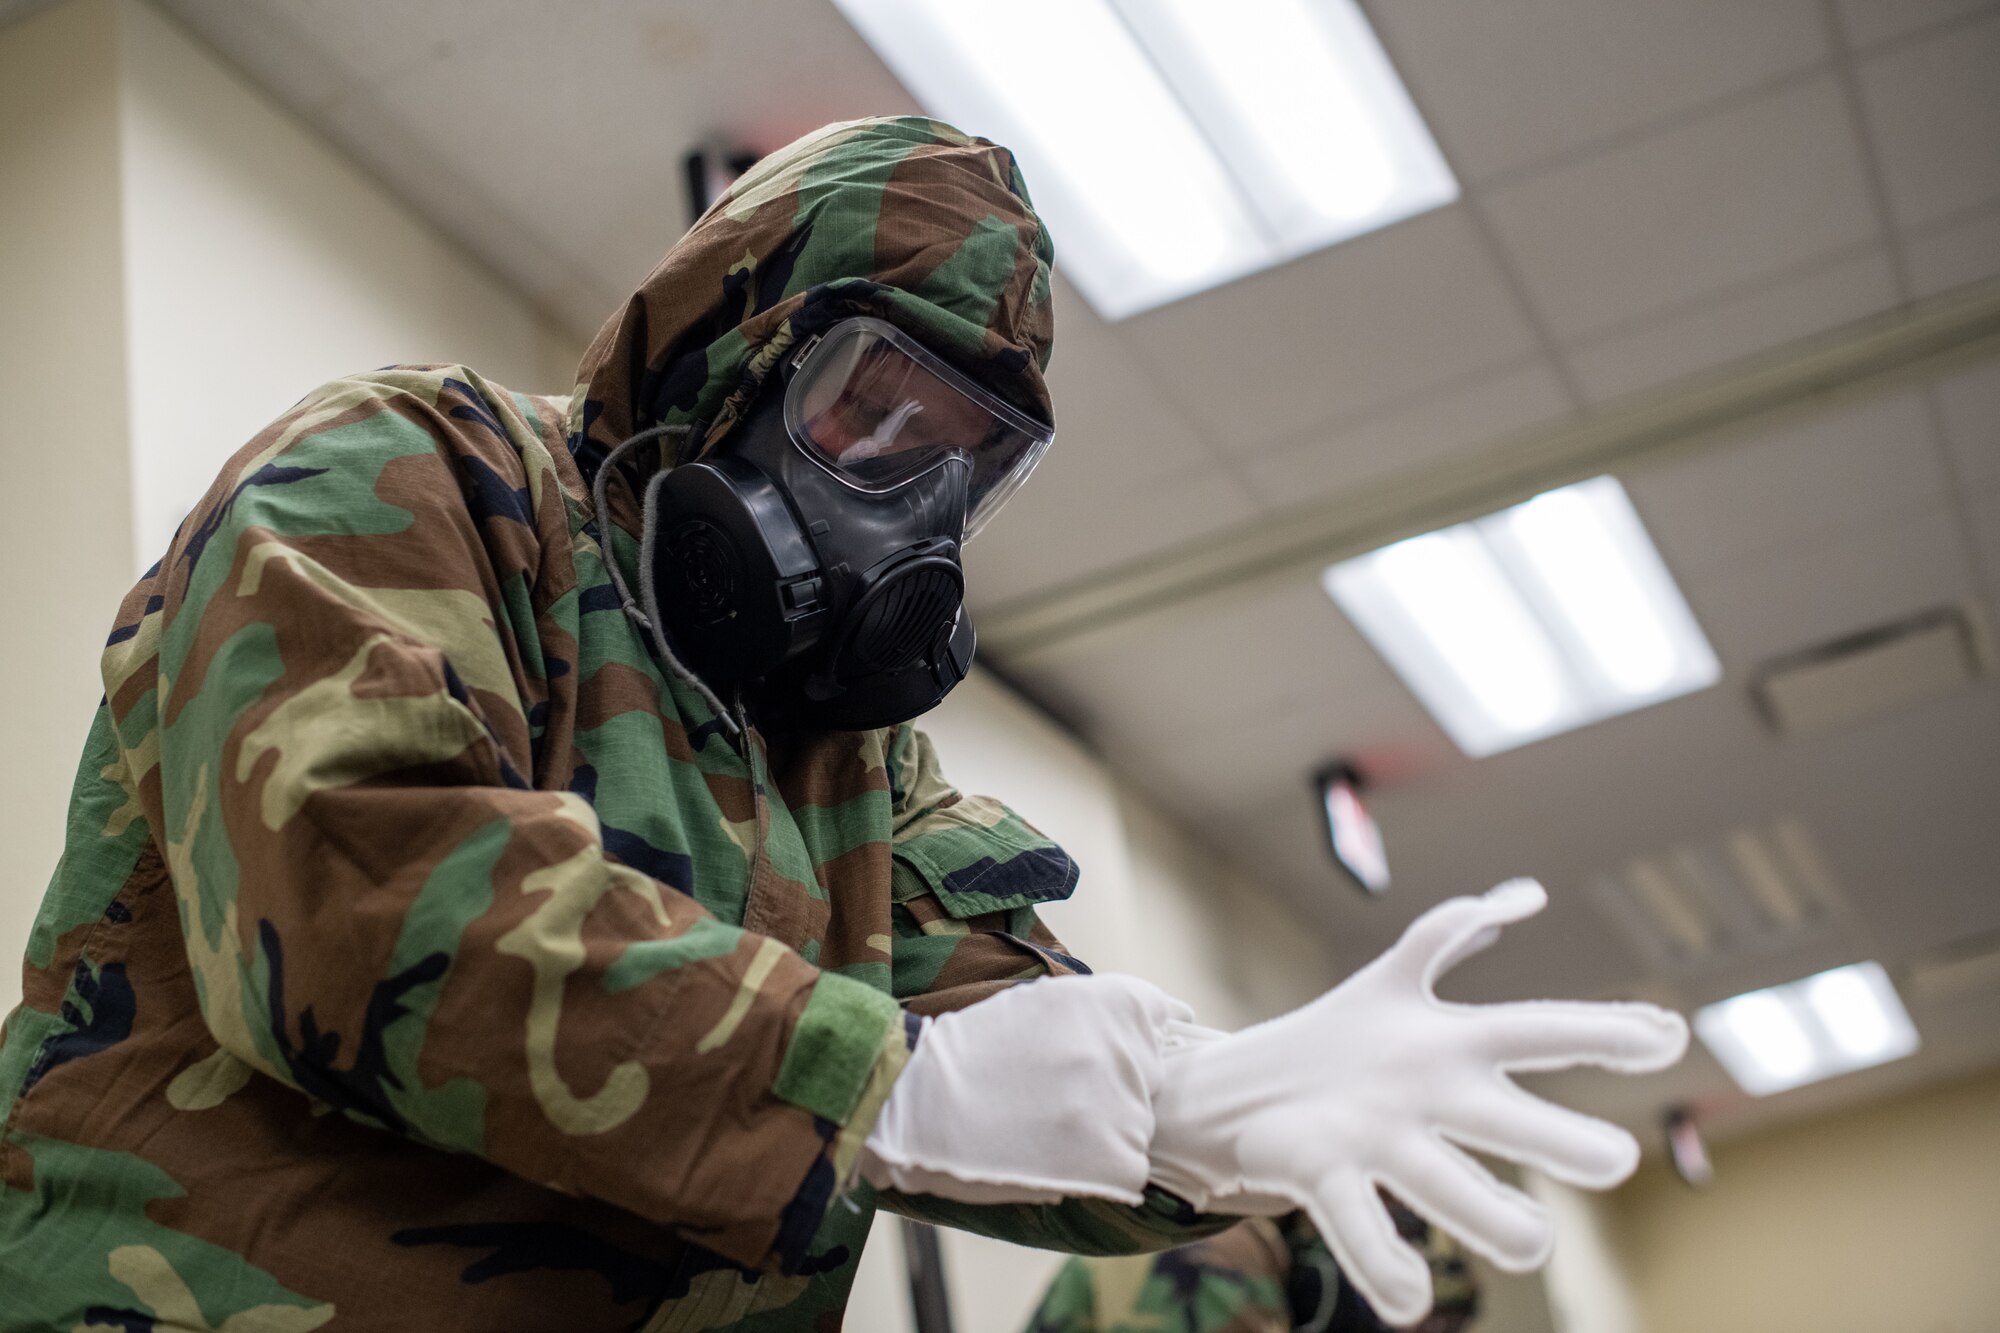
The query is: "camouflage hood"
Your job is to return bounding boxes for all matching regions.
[569,115,1056,486]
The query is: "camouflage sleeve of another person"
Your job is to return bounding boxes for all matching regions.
[1301,1202,1480,1333]
[120,371,908,1274]
[1022,1208,1480,1333]
[1320,1200,1480,1328]
[869,727,1233,1256]
[1024,1218,1294,1333]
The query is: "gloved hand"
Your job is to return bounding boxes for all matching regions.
[861,973,1192,1206]
[1146,879,1688,1327]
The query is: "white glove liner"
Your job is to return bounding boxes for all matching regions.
[861,973,1192,1206]
[1147,879,1688,1327]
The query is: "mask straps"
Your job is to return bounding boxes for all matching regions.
[589,424,742,739]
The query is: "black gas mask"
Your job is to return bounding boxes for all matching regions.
[638,317,1053,732]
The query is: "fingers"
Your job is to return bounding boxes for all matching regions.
[1478,1000,1690,1074]
[1389,878,1548,990]
[1383,1136,1555,1272]
[1307,1170,1435,1328]
[1441,1076,1643,1190]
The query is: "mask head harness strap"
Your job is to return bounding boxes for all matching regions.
[588,422,743,738]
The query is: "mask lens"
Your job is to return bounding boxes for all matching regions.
[785,320,1053,539]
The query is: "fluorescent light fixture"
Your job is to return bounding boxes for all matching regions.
[829,0,1458,319]
[1323,476,1719,756]
[1695,962,1919,1096]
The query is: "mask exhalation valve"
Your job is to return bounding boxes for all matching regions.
[845,551,963,674]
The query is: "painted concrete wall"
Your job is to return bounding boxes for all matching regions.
[1615,1066,2000,1333]
[114,0,576,567]
[0,0,581,1014]
[0,0,136,1020]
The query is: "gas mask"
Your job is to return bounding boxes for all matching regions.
[638,316,1054,732]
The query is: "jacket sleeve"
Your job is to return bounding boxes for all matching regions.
[126,371,908,1273]
[872,725,1233,1254]
[1022,1219,1293,1333]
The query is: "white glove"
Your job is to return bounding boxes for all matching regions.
[1147,879,1688,1327]
[861,973,1191,1206]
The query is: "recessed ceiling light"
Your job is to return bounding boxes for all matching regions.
[1694,961,1919,1096]
[1323,476,1720,756]
[830,0,1458,319]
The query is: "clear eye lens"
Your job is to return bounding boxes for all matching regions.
[785,319,1053,540]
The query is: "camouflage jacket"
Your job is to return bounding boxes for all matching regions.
[0,119,1214,1331]
[1025,1210,1479,1333]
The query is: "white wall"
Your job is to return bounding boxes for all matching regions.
[1529,1173,1645,1333]
[0,0,135,1020]
[114,0,577,565]
[0,0,582,1014]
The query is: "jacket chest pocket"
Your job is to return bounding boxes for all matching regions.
[887,795,1083,1006]
[889,792,1080,923]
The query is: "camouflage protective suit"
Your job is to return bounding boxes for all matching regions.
[1025,1210,1479,1333]
[0,117,1218,1331]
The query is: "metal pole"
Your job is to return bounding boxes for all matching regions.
[900,1218,956,1333]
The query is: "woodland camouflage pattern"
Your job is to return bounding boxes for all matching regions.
[1025,1208,1479,1333]
[0,117,1217,1331]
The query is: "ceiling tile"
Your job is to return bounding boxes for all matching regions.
[1119,207,1542,452]
[155,0,347,108]
[968,288,1248,604]
[1361,0,1828,184]
[1040,278,1217,485]
[1015,577,1449,812]
[1853,10,2000,231]
[204,0,483,89]
[1679,499,1977,668]
[1777,686,2000,962]
[1482,77,1880,340]
[1240,361,1572,509]
[0,0,61,32]
[1271,662,2000,1001]
[1626,390,1949,584]
[1565,247,1901,402]
[351,0,917,302]
[1965,490,2000,591]
[1932,358,2000,496]
[1201,803,1381,963]
[1835,0,1998,49]
[311,88,616,338]
[1361,692,1775,917]
[968,460,1259,612]
[964,283,1231,605]
[1903,204,2000,297]
[1223,685,1794,988]
[1091,689,1445,843]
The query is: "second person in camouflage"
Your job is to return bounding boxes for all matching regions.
[1024,1206,1479,1333]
